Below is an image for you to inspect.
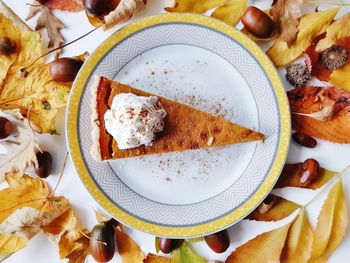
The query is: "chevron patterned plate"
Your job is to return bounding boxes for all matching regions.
[67,14,290,237]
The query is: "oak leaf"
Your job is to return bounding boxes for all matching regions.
[0,172,70,260]
[211,0,248,26]
[276,163,337,189]
[225,223,291,263]
[281,208,314,263]
[309,179,348,262]
[267,8,339,67]
[115,228,145,262]
[165,0,227,13]
[270,0,303,47]
[26,1,65,58]
[45,0,84,12]
[247,195,299,222]
[0,110,39,182]
[288,86,350,143]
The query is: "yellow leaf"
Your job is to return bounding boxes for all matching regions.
[144,253,171,263]
[0,14,70,133]
[0,14,20,88]
[44,209,90,263]
[211,0,248,26]
[281,208,314,262]
[310,179,348,262]
[330,63,350,92]
[316,13,350,52]
[226,223,291,263]
[165,0,228,13]
[0,235,26,261]
[247,195,299,221]
[267,8,339,67]
[276,163,337,190]
[115,229,145,263]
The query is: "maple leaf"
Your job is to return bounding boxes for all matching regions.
[115,228,145,262]
[267,8,339,67]
[288,86,350,143]
[276,163,337,189]
[0,110,39,182]
[225,223,291,263]
[270,0,303,47]
[45,0,84,12]
[26,1,65,58]
[246,195,300,222]
[280,208,314,262]
[309,179,348,262]
[211,0,248,26]
[165,0,227,13]
[0,172,70,260]
[43,209,90,263]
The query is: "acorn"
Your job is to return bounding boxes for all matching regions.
[35,151,53,178]
[241,6,275,38]
[158,238,182,254]
[90,223,115,262]
[0,116,14,139]
[319,45,348,70]
[204,230,230,253]
[285,63,311,87]
[49,57,83,82]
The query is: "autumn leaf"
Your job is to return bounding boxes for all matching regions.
[330,62,350,91]
[44,209,90,263]
[165,0,227,13]
[276,163,337,190]
[309,179,348,263]
[281,208,314,262]
[288,86,350,143]
[0,12,70,133]
[26,1,65,58]
[211,0,248,26]
[247,195,299,222]
[270,0,303,47]
[225,223,291,263]
[115,228,145,262]
[44,0,84,12]
[0,172,70,260]
[0,110,39,182]
[171,242,206,263]
[144,253,171,263]
[267,8,339,67]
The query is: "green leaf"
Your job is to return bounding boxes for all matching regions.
[171,242,205,263]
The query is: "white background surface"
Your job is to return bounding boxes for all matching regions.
[2,0,350,262]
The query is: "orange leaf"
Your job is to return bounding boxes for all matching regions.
[144,254,171,263]
[115,229,145,262]
[288,86,350,143]
[45,0,84,12]
[276,163,337,190]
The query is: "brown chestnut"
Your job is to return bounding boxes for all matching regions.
[0,117,14,139]
[49,57,83,82]
[83,0,120,17]
[241,6,275,38]
[0,38,16,56]
[158,238,182,254]
[90,223,115,262]
[204,230,230,253]
[298,159,320,187]
[35,151,53,178]
[293,132,317,148]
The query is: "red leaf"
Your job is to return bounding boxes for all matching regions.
[45,0,84,12]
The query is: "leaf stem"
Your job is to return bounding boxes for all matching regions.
[78,229,107,246]
[49,151,68,197]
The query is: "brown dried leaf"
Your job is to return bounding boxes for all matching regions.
[288,86,350,143]
[270,0,303,46]
[0,110,39,182]
[267,8,339,67]
[276,163,337,189]
[226,223,291,263]
[26,1,65,58]
[309,179,348,262]
[281,208,314,263]
[115,228,145,263]
[45,0,84,12]
[211,0,248,26]
[165,0,227,13]
[247,195,299,222]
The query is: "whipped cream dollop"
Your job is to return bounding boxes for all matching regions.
[104,93,167,150]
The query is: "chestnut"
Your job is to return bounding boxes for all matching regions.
[158,238,182,254]
[83,0,120,17]
[298,159,320,187]
[49,57,83,82]
[241,6,275,38]
[0,116,14,139]
[204,230,230,253]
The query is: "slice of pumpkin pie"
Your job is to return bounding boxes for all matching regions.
[91,76,264,160]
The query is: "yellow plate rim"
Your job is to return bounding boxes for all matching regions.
[67,13,290,237]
